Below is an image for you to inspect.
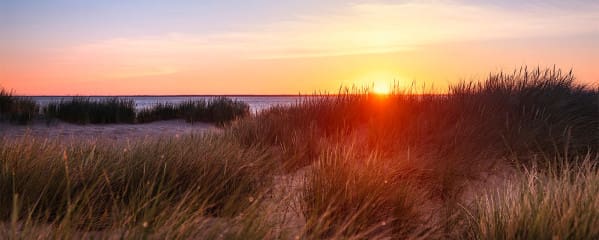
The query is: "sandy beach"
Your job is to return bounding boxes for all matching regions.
[0,120,217,141]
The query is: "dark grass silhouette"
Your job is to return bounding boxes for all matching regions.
[0,88,38,125]
[42,97,249,125]
[137,97,250,125]
[44,97,136,124]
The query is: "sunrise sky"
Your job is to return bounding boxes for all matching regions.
[1,0,598,95]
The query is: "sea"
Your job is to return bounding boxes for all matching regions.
[29,96,306,113]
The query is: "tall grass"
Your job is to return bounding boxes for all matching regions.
[462,154,599,239]
[42,97,248,125]
[228,67,598,238]
[0,88,38,125]
[137,97,250,125]
[44,97,136,124]
[231,67,598,169]
[0,133,276,238]
[301,144,430,239]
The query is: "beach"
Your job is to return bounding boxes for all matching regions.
[0,120,217,141]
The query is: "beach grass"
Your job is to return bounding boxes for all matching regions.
[462,154,599,240]
[44,97,136,124]
[301,145,429,239]
[42,96,249,125]
[0,133,276,238]
[0,88,38,125]
[1,67,598,239]
[136,97,250,125]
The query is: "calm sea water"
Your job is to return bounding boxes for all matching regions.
[30,96,305,113]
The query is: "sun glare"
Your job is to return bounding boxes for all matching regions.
[373,83,391,95]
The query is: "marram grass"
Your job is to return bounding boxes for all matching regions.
[462,154,599,240]
[0,87,38,125]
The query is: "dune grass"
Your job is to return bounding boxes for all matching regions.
[228,67,598,238]
[0,88,38,125]
[42,97,249,125]
[462,154,599,240]
[301,144,429,239]
[137,97,250,125]
[0,133,276,238]
[44,97,136,124]
[1,67,597,239]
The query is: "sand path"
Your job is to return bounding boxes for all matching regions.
[0,120,217,141]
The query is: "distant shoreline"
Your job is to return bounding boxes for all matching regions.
[18,94,305,98]
[16,93,442,98]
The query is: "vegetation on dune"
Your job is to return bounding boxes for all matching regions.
[137,97,250,125]
[463,154,599,240]
[40,96,249,125]
[0,133,276,238]
[227,67,598,238]
[301,145,428,239]
[1,67,598,238]
[0,88,38,125]
[232,68,598,170]
[44,97,136,124]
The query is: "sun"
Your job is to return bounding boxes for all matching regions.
[372,83,391,95]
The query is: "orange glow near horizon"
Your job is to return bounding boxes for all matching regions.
[372,83,391,95]
[2,41,598,96]
[1,2,598,95]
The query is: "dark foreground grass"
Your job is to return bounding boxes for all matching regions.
[0,133,276,239]
[137,97,250,125]
[0,88,38,125]
[1,67,598,239]
[44,97,136,124]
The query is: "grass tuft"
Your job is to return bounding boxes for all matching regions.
[462,154,599,239]
[137,97,250,125]
[44,97,136,124]
[0,88,38,125]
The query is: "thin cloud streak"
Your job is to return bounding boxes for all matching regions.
[59,1,599,63]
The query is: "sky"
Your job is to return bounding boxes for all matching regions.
[1,0,598,95]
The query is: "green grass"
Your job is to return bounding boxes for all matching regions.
[44,97,136,124]
[137,97,250,125]
[1,67,598,239]
[0,88,38,125]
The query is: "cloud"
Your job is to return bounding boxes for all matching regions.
[57,0,599,66]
